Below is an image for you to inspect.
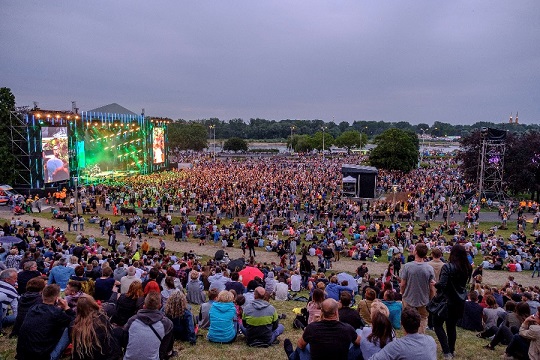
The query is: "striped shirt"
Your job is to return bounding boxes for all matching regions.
[0,280,19,316]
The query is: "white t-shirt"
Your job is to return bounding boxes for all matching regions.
[290,274,302,292]
[275,282,289,301]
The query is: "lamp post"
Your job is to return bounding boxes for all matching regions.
[361,126,368,153]
[419,128,427,168]
[289,126,296,152]
[73,177,79,216]
[321,126,328,160]
[209,125,216,161]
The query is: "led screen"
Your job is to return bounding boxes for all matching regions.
[153,127,165,164]
[42,127,69,183]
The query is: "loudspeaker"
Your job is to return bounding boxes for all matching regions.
[358,172,376,198]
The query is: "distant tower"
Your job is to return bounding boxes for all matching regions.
[509,113,513,124]
[515,112,519,124]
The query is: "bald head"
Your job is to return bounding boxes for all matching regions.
[321,298,339,320]
[254,286,266,300]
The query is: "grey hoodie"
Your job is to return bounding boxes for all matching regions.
[124,309,173,360]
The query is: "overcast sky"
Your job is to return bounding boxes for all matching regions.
[2,1,539,125]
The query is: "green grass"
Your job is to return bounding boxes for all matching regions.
[0,212,531,359]
[0,292,507,360]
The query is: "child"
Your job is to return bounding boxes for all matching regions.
[234,294,245,333]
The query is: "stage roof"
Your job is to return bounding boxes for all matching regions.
[87,103,138,115]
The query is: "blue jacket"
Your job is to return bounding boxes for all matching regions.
[207,302,237,343]
[382,300,403,329]
[168,307,196,344]
[325,283,351,301]
[48,265,74,290]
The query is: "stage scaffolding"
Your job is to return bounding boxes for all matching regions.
[10,108,41,189]
[477,127,507,201]
[7,106,169,191]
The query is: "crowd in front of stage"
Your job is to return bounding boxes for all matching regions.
[1,154,540,359]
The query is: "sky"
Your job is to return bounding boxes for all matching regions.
[1,1,539,125]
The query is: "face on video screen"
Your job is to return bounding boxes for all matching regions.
[153,127,164,164]
[42,127,69,183]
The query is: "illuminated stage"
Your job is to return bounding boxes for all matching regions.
[13,105,170,189]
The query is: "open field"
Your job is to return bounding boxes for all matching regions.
[0,206,537,359]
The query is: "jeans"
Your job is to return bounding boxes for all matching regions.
[50,328,70,360]
[433,307,460,355]
[239,323,285,345]
[1,313,16,332]
[505,333,530,359]
[270,324,285,344]
[288,343,363,360]
[489,325,516,348]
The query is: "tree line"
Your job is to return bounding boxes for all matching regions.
[168,117,540,151]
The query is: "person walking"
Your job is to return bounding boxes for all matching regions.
[432,244,472,359]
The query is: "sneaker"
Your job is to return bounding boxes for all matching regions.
[443,354,454,360]
[284,338,294,357]
[484,344,494,351]
[279,313,287,320]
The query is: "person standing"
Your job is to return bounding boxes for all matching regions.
[400,243,435,334]
[428,248,445,282]
[247,236,256,258]
[432,244,472,359]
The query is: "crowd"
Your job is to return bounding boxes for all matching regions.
[1,154,540,359]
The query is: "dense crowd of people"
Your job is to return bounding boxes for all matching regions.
[1,154,540,359]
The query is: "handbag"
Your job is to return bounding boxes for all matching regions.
[427,292,448,319]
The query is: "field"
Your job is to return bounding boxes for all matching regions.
[0,206,537,360]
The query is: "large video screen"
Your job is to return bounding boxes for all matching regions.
[42,127,69,183]
[153,127,165,164]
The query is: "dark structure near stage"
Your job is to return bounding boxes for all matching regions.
[478,127,507,201]
[341,164,378,198]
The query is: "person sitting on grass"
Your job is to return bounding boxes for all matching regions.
[198,288,219,330]
[283,298,361,360]
[242,287,285,347]
[207,290,237,344]
[370,306,437,360]
[165,290,196,345]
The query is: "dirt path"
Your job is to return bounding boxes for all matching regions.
[3,208,537,288]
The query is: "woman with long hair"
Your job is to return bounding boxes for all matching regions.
[433,244,472,359]
[307,288,325,324]
[71,295,121,360]
[164,290,196,345]
[110,281,144,326]
[358,301,395,359]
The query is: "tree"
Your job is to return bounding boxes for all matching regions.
[334,130,366,154]
[223,137,248,152]
[311,131,334,152]
[369,128,419,172]
[291,135,314,153]
[0,88,18,184]
[168,121,208,151]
